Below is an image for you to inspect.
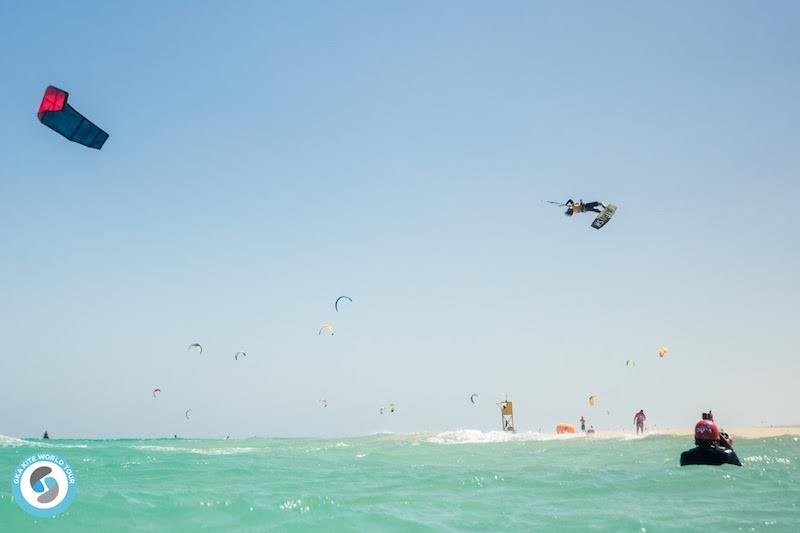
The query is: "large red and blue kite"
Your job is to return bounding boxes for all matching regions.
[37,86,109,149]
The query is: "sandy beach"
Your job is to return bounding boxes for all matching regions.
[658,426,800,438]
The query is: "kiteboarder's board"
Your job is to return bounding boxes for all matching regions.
[591,204,617,230]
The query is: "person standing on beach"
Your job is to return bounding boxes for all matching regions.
[580,416,587,432]
[634,410,646,435]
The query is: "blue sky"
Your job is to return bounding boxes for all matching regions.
[1,1,798,438]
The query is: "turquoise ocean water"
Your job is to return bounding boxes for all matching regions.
[1,431,797,531]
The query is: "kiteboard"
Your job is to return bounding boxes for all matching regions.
[590,204,617,230]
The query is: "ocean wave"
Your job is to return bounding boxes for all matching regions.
[427,429,553,444]
[0,434,29,447]
[0,435,89,448]
[130,445,256,455]
[425,429,653,444]
[743,455,791,465]
[130,445,185,453]
[187,447,257,456]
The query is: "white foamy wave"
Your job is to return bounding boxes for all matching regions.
[427,429,551,444]
[187,447,256,456]
[130,445,181,453]
[0,435,89,448]
[305,441,354,452]
[426,429,652,444]
[743,455,791,465]
[131,444,256,455]
[0,435,29,447]
[130,445,256,455]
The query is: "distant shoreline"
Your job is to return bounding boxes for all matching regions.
[4,426,800,441]
[658,426,800,439]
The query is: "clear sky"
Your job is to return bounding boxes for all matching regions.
[1,1,798,438]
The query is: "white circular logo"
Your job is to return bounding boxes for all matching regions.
[12,453,76,517]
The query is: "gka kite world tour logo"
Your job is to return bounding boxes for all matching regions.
[11,453,76,517]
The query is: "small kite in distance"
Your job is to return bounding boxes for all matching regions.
[235,351,246,360]
[152,388,161,398]
[658,347,669,358]
[318,324,335,336]
[185,409,192,420]
[335,295,352,312]
[188,343,203,354]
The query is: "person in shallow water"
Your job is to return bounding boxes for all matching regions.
[42,430,49,439]
[695,418,733,449]
[580,416,587,432]
[564,199,606,216]
[634,410,646,435]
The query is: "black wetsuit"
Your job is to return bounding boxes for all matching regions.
[583,202,605,213]
[565,200,605,215]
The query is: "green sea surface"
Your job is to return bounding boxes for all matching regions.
[1,432,797,531]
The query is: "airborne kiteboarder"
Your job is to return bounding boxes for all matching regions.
[546,198,618,230]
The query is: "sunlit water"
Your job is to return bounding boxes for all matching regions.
[1,432,798,531]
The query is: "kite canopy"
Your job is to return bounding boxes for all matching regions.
[626,359,635,367]
[318,324,335,336]
[469,393,478,405]
[37,86,109,149]
[658,347,669,358]
[234,351,246,360]
[188,343,203,354]
[152,388,161,398]
[185,409,192,420]
[588,395,598,406]
[335,295,352,312]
